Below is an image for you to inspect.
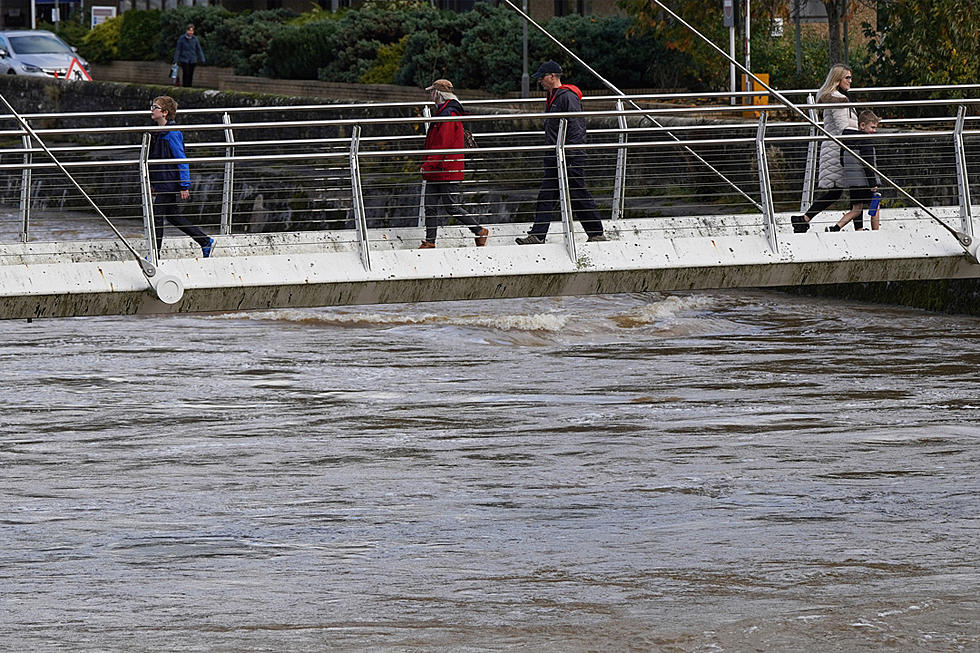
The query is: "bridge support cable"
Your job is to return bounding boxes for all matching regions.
[953,106,976,240]
[19,134,31,244]
[646,0,977,260]
[800,95,819,213]
[221,113,236,236]
[0,92,161,281]
[501,0,764,214]
[756,114,779,254]
[555,119,578,263]
[349,126,372,272]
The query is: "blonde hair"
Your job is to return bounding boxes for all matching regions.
[153,96,178,119]
[817,64,852,103]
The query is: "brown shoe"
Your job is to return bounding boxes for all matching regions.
[419,240,435,249]
[475,227,489,247]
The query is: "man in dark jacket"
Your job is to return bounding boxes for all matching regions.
[173,24,205,88]
[516,61,605,245]
[149,95,214,259]
[419,79,488,249]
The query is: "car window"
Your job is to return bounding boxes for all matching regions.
[8,35,72,55]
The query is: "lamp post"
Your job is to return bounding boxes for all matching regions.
[521,0,529,97]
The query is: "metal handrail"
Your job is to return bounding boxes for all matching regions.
[3,90,979,268]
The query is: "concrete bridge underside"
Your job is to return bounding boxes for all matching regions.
[1,211,977,320]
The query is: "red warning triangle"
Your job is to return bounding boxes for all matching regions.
[66,58,92,82]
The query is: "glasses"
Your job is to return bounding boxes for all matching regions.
[150,105,162,110]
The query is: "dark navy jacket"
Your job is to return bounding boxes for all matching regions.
[544,84,587,146]
[149,121,190,194]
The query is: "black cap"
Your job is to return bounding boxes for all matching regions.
[531,61,562,79]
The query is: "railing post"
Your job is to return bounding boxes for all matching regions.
[555,119,577,263]
[954,105,975,238]
[349,125,371,272]
[611,99,628,220]
[221,112,235,235]
[756,112,779,254]
[139,133,158,265]
[418,105,431,229]
[19,134,32,243]
[800,93,818,213]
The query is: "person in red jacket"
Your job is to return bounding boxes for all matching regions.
[419,79,489,249]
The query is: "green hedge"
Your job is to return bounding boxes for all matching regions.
[69,3,848,94]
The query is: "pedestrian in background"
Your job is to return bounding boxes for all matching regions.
[149,96,215,259]
[174,24,205,88]
[419,78,489,249]
[516,61,605,245]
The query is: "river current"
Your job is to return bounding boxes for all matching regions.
[1,290,977,651]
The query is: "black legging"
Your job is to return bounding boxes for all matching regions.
[805,188,864,230]
[179,62,196,87]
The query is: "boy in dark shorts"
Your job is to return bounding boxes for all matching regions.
[827,110,881,231]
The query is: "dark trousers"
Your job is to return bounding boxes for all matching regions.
[805,188,864,230]
[154,193,209,257]
[179,63,196,88]
[530,156,603,238]
[424,181,482,243]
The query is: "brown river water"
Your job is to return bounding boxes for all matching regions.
[0,290,977,651]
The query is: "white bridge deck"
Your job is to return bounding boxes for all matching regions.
[1,89,979,319]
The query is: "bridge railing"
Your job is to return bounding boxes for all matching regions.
[1,88,978,261]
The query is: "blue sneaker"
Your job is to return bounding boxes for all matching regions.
[202,238,216,258]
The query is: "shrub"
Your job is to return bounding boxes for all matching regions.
[264,19,341,79]
[156,5,233,63]
[117,10,162,62]
[79,15,122,64]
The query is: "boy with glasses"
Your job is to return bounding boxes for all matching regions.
[149,96,215,259]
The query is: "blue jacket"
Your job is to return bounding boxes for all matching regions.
[149,121,190,193]
[174,34,205,64]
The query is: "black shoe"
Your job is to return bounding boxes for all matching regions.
[587,234,608,242]
[825,225,841,232]
[516,234,545,245]
[790,215,809,234]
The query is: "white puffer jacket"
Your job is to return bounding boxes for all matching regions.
[817,91,859,189]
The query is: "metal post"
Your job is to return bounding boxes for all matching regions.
[743,0,750,99]
[800,93,818,212]
[220,112,235,235]
[555,119,577,263]
[349,126,371,272]
[954,106,975,238]
[19,135,32,243]
[611,99,627,221]
[139,133,158,265]
[756,112,779,254]
[521,0,529,98]
[418,105,431,229]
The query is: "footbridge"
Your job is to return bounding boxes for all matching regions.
[1,87,979,320]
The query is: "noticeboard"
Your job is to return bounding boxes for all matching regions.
[91,6,116,29]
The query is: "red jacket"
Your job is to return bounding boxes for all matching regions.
[421,99,465,182]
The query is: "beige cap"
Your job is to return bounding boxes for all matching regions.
[425,79,454,93]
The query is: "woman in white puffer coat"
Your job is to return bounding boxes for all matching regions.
[791,64,858,233]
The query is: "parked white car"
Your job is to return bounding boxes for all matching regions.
[0,30,91,80]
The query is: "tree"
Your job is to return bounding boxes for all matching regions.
[864,0,980,87]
